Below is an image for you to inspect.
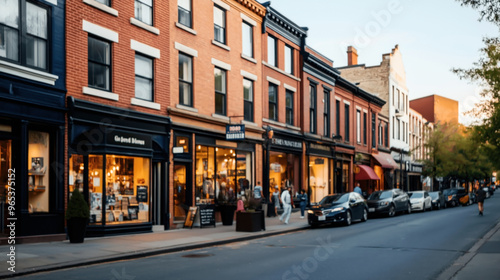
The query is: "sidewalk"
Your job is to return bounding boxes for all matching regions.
[0,211,308,278]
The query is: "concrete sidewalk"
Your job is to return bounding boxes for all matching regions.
[0,211,309,278]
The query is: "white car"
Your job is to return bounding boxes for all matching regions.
[408,191,432,212]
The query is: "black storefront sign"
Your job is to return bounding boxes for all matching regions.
[308,143,333,157]
[107,130,152,149]
[272,137,302,149]
[199,204,216,228]
[226,124,245,140]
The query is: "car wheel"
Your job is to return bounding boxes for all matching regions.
[388,204,396,217]
[345,211,352,226]
[361,208,368,222]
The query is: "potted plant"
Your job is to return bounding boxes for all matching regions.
[217,191,237,226]
[236,190,265,232]
[65,188,90,243]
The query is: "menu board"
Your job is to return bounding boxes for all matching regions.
[184,207,198,229]
[136,185,148,202]
[199,204,216,228]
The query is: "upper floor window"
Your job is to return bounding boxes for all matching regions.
[356,110,361,143]
[135,0,153,26]
[323,90,330,137]
[214,5,226,44]
[286,90,293,126]
[267,35,277,67]
[268,83,278,121]
[285,45,293,74]
[179,53,193,107]
[88,36,111,91]
[243,78,253,122]
[178,0,192,28]
[345,104,350,142]
[309,84,317,134]
[378,122,384,146]
[336,100,340,136]
[371,113,376,148]
[364,112,368,145]
[242,21,253,58]
[95,0,110,6]
[135,54,154,102]
[0,1,48,71]
[214,67,226,115]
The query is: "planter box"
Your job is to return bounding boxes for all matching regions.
[218,204,237,226]
[67,218,87,243]
[236,211,265,232]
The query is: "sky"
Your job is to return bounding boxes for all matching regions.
[268,0,499,125]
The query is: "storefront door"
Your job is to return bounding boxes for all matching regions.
[173,163,191,222]
[0,139,12,236]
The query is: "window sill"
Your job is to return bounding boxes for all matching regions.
[262,61,300,81]
[130,18,160,35]
[212,40,230,52]
[83,86,119,101]
[262,118,286,128]
[83,0,118,16]
[131,98,160,110]
[175,22,197,35]
[241,54,257,64]
[241,120,258,127]
[176,104,198,113]
[212,114,230,121]
[0,60,58,85]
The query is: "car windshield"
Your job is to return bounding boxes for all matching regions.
[409,192,423,198]
[319,194,349,205]
[368,191,392,200]
[429,192,439,199]
[443,189,456,195]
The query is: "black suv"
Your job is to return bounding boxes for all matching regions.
[443,188,468,207]
[367,189,411,217]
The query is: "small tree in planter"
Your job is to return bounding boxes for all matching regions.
[65,189,90,243]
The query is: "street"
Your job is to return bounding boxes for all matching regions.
[12,195,500,280]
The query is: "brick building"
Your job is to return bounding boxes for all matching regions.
[410,94,459,125]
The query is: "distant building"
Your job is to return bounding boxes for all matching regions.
[409,95,459,125]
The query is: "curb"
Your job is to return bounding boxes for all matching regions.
[0,225,309,279]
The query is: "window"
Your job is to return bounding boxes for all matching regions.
[242,22,253,58]
[214,67,226,115]
[135,54,154,102]
[309,84,317,134]
[268,83,278,121]
[243,78,253,122]
[95,0,110,5]
[356,110,361,143]
[286,90,293,126]
[324,90,330,137]
[135,0,153,26]
[392,117,395,139]
[379,122,383,146]
[267,35,277,67]
[28,131,50,213]
[88,36,111,91]
[178,0,192,28]
[345,104,350,142]
[397,120,401,140]
[179,53,193,107]
[385,124,388,147]
[364,112,368,145]
[214,5,226,44]
[336,100,340,136]
[372,113,376,148]
[285,45,293,74]
[0,1,48,70]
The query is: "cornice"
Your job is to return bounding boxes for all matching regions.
[262,3,307,46]
[235,0,266,17]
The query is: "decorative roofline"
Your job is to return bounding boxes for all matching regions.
[235,0,266,17]
[261,2,307,42]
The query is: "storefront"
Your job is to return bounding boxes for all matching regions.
[307,142,334,203]
[170,127,255,225]
[408,163,423,191]
[68,98,170,236]
[267,130,303,200]
[372,151,397,191]
[333,144,354,194]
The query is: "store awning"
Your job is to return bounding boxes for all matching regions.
[355,165,380,180]
[372,152,398,170]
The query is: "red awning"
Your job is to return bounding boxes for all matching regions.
[372,152,398,170]
[355,165,380,180]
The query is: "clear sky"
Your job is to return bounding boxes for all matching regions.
[268,0,499,125]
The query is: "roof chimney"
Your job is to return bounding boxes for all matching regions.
[347,46,358,66]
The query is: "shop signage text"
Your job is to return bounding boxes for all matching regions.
[107,131,152,149]
[226,124,245,140]
[272,138,302,149]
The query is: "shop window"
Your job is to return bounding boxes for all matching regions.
[88,155,103,224]
[173,164,187,221]
[269,151,299,197]
[195,145,215,204]
[0,0,48,71]
[28,131,49,213]
[0,139,12,233]
[135,0,153,26]
[175,135,190,154]
[309,156,329,204]
[342,162,349,193]
[69,154,84,193]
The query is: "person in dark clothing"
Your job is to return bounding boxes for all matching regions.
[476,186,486,216]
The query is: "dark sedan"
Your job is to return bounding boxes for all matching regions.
[367,189,411,217]
[308,192,368,227]
[429,191,446,210]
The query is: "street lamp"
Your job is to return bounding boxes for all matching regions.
[263,127,274,202]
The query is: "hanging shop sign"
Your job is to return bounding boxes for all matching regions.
[226,124,245,140]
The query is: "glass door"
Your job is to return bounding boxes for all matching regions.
[173,163,191,222]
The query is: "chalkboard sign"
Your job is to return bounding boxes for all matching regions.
[136,185,148,202]
[184,206,198,229]
[199,204,216,228]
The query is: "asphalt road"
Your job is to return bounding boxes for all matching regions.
[13,194,500,280]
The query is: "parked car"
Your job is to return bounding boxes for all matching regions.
[307,192,368,227]
[443,188,469,207]
[429,191,446,210]
[408,191,432,212]
[483,186,494,198]
[366,189,411,217]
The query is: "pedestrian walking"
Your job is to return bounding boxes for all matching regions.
[280,186,293,224]
[254,181,264,210]
[476,185,486,216]
[354,182,362,195]
[298,189,308,218]
[271,185,281,217]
